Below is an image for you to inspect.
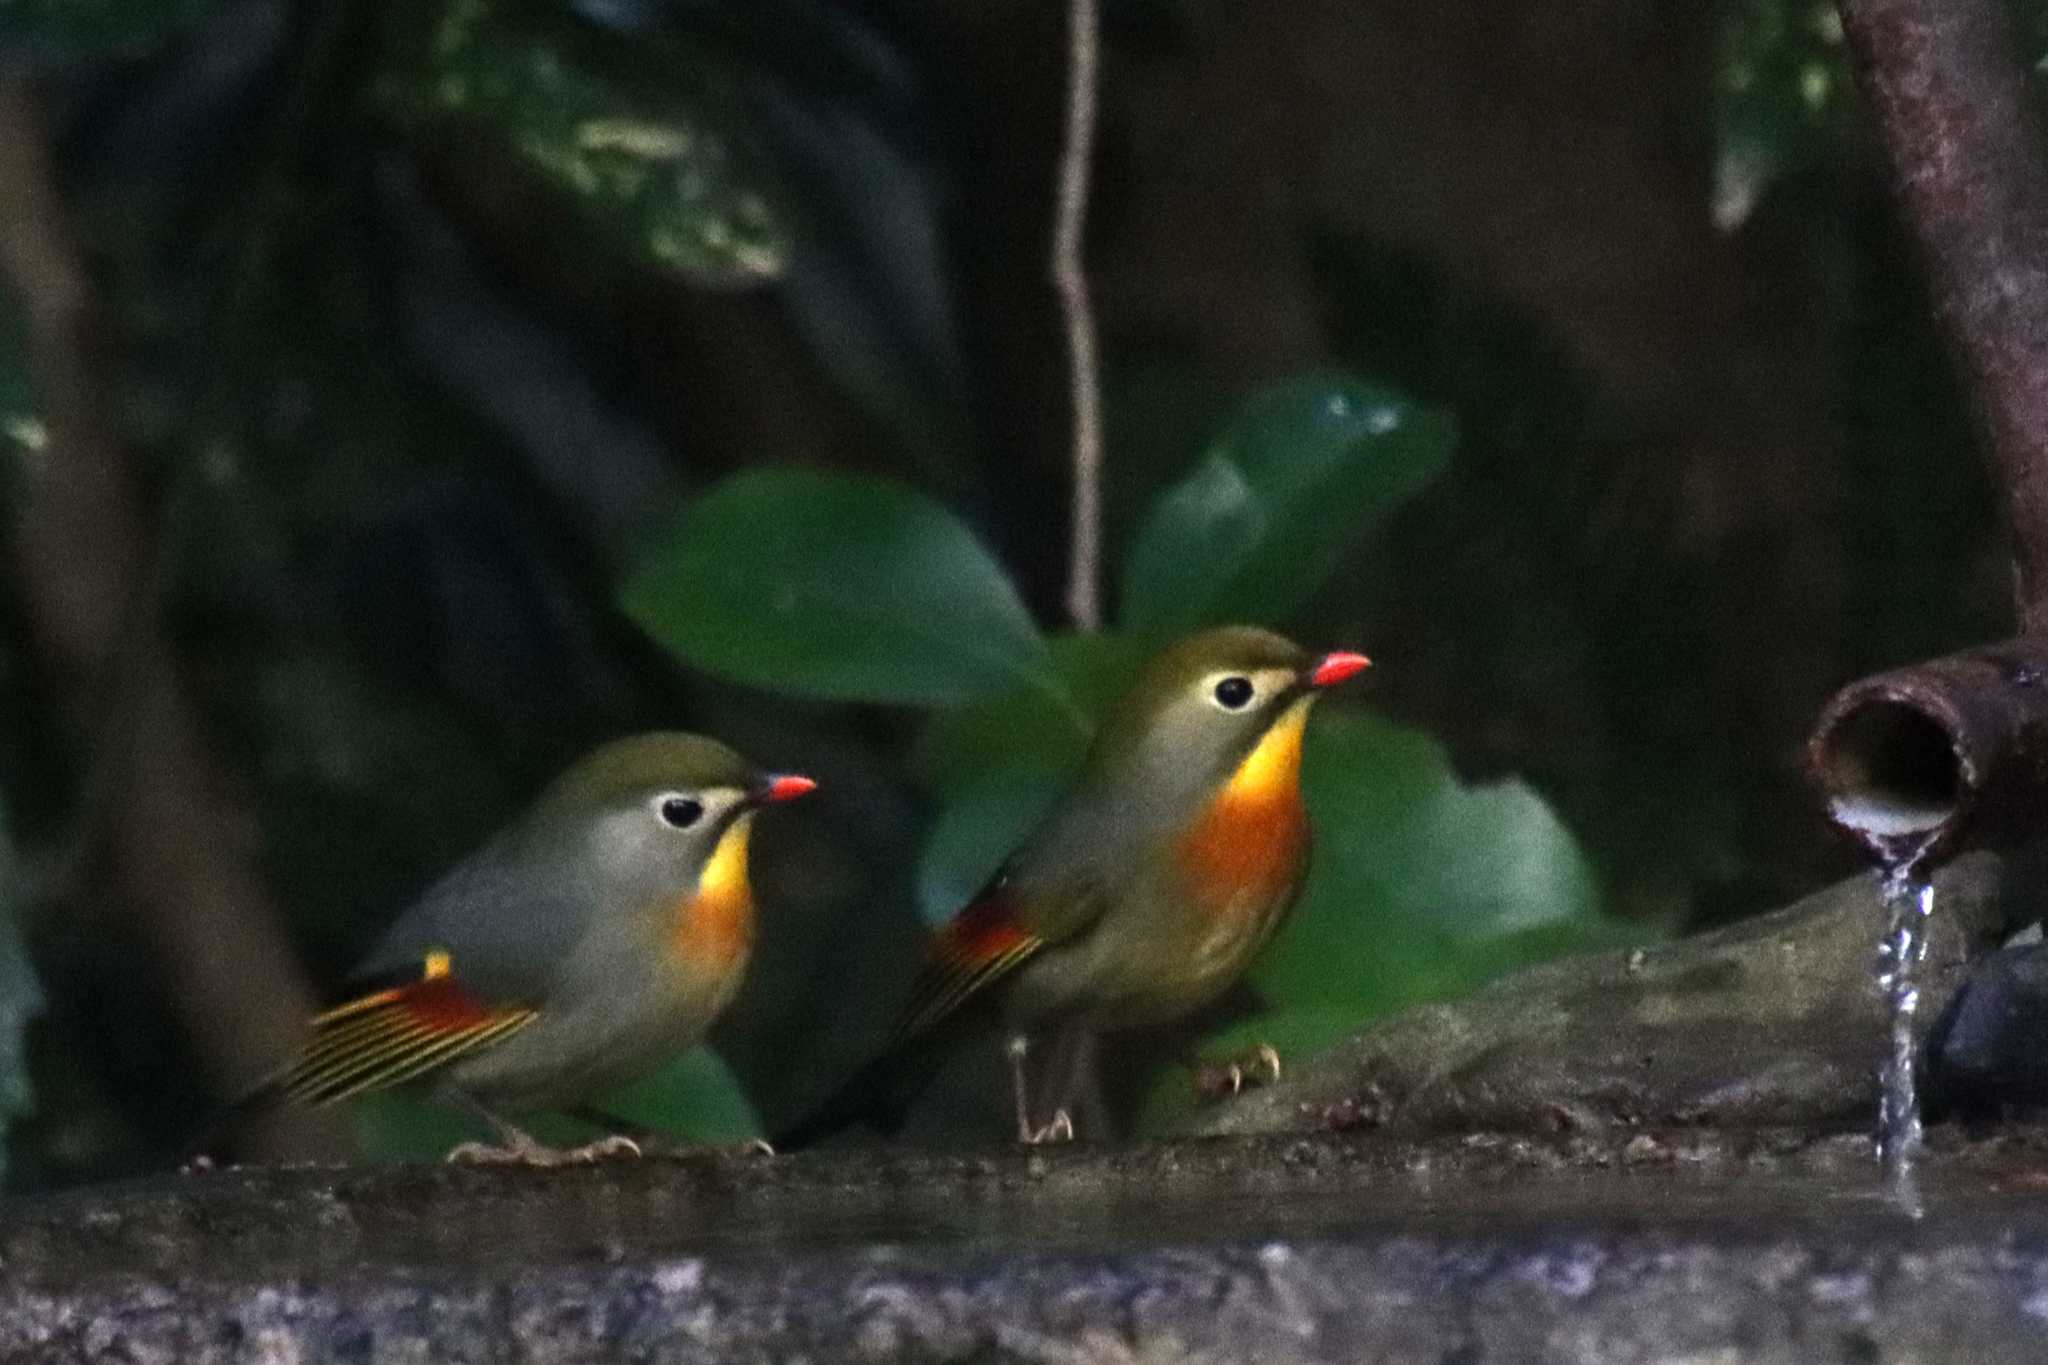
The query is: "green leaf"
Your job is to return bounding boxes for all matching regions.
[376,0,790,286]
[623,469,1059,708]
[597,1047,763,1143]
[1137,709,1634,1132]
[1262,710,1615,1010]
[1119,375,1454,635]
[1713,0,1854,230]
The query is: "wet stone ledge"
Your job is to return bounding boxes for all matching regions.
[8,1128,2048,1363]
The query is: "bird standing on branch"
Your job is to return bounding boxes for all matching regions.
[209,733,814,1164]
[778,625,1369,1147]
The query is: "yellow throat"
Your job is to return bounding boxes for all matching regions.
[673,811,757,967]
[1225,695,1313,801]
[1176,696,1315,908]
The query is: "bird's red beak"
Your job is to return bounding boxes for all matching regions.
[1308,650,1372,688]
[762,774,818,803]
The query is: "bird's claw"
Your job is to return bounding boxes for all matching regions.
[1191,1043,1284,1103]
[1023,1109,1075,1145]
[571,1134,644,1162]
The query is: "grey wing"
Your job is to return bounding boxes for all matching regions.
[352,841,593,1006]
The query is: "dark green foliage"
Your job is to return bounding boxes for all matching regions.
[1120,376,1453,635]
[0,0,2008,1172]
[1714,0,1857,228]
[373,0,790,287]
[623,469,1060,709]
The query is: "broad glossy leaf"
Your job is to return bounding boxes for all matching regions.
[599,1047,763,1142]
[1120,375,1454,634]
[376,0,789,286]
[1137,709,1634,1132]
[623,469,1058,707]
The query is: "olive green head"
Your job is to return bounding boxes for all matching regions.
[513,732,814,909]
[1083,625,1369,799]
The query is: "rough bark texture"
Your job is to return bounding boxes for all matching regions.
[1838,0,2048,632]
[13,1128,2048,1363]
[1190,852,2031,1139]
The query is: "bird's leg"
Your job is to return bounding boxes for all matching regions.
[1007,1034,1034,1141]
[1007,1034,1075,1144]
[1191,1043,1284,1103]
[1040,1023,1105,1137]
[443,1094,641,1166]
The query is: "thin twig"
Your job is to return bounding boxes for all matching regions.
[0,77,343,1160]
[1054,0,1104,632]
[1837,0,2048,635]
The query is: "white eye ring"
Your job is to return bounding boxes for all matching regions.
[653,792,704,829]
[1208,675,1257,711]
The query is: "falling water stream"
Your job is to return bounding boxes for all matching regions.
[1873,840,1937,1216]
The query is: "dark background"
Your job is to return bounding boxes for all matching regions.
[0,0,2014,1184]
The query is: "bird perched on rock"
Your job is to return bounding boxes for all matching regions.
[778,625,1368,1147]
[216,733,813,1164]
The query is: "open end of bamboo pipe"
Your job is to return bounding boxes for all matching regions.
[1808,641,2048,862]
[1813,698,1967,845]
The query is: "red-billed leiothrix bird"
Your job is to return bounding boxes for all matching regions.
[779,625,1368,1146]
[219,733,813,1163]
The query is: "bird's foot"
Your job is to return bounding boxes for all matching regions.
[562,1105,768,1158]
[1021,1109,1075,1145]
[1192,1043,1283,1103]
[445,1132,643,1166]
[641,1137,774,1158]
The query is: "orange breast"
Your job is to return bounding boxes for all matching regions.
[1175,699,1312,913]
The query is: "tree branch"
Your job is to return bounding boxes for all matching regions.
[1838,0,2048,634]
[1054,0,1103,632]
[0,77,342,1160]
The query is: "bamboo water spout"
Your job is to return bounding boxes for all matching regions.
[1809,639,2048,863]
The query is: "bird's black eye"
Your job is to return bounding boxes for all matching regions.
[1213,676,1255,710]
[658,796,704,829]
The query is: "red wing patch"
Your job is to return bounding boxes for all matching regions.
[280,965,537,1106]
[893,895,1044,1042]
